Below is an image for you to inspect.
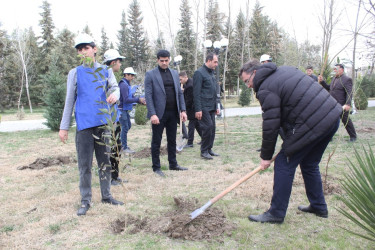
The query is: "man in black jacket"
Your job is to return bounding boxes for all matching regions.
[193,53,221,160]
[330,63,357,142]
[180,71,202,147]
[239,59,341,224]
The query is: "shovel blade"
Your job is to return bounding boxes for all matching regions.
[189,200,212,220]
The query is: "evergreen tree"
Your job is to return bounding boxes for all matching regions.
[82,25,93,36]
[176,0,196,75]
[249,1,282,61]
[117,10,128,58]
[54,28,77,75]
[43,62,70,131]
[101,27,109,53]
[127,0,149,69]
[38,0,55,74]
[0,24,12,111]
[238,83,251,106]
[206,0,224,43]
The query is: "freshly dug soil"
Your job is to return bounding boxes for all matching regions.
[17,156,76,170]
[111,196,236,241]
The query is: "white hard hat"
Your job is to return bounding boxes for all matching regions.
[260,54,272,63]
[123,67,137,75]
[103,49,125,63]
[74,33,95,48]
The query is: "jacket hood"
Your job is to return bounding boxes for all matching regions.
[253,63,277,92]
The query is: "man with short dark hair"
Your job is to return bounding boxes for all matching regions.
[179,71,202,147]
[330,63,357,142]
[306,65,318,82]
[193,53,221,160]
[144,50,188,177]
[239,59,341,224]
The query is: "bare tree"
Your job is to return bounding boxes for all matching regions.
[13,29,33,113]
[148,0,164,48]
[238,0,250,96]
[193,0,201,69]
[318,0,341,76]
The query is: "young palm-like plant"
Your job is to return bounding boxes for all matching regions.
[337,144,375,242]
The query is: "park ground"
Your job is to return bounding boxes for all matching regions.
[1,103,375,249]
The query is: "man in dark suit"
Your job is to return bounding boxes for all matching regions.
[179,71,202,148]
[193,53,221,160]
[330,63,357,142]
[144,50,188,177]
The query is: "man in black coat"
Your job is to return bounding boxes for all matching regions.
[330,63,357,142]
[239,59,342,224]
[179,71,202,147]
[144,50,188,177]
[193,53,221,160]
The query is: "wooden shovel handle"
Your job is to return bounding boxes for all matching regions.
[210,155,277,204]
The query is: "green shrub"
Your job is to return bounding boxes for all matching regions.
[134,104,147,125]
[360,74,375,98]
[337,144,375,242]
[238,84,251,107]
[354,87,368,110]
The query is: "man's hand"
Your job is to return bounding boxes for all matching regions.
[106,93,118,104]
[139,97,146,105]
[195,111,202,120]
[150,115,160,125]
[343,104,351,112]
[260,159,272,170]
[59,129,69,143]
[216,109,220,115]
[180,111,187,122]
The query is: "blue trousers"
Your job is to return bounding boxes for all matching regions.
[119,110,131,150]
[268,119,340,218]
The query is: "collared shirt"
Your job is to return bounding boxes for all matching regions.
[59,62,120,130]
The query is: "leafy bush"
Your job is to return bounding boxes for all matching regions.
[360,74,375,98]
[134,104,147,125]
[238,84,251,107]
[354,87,368,110]
[338,145,375,242]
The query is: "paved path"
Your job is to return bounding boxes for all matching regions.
[1,100,374,132]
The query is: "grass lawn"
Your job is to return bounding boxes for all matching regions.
[0,106,46,121]
[0,108,374,249]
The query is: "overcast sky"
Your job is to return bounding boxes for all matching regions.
[0,0,371,66]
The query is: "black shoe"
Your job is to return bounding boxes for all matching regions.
[197,141,202,145]
[208,150,220,156]
[154,169,166,177]
[77,203,90,216]
[201,152,213,160]
[184,144,193,148]
[111,179,120,186]
[102,198,124,206]
[248,211,284,224]
[349,137,357,142]
[256,148,261,152]
[298,205,328,218]
[169,165,188,171]
[116,177,128,183]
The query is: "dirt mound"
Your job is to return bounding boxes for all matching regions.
[110,196,236,241]
[17,156,76,170]
[133,146,179,159]
[357,127,375,133]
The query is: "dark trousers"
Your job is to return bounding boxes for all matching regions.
[187,118,202,145]
[76,126,112,204]
[151,110,178,171]
[199,110,216,153]
[340,110,357,139]
[110,122,121,180]
[268,119,340,218]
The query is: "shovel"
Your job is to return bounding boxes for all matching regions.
[176,118,187,152]
[189,155,277,221]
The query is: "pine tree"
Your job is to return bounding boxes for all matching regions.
[238,83,251,106]
[176,0,196,75]
[101,27,109,53]
[43,62,70,131]
[38,0,55,74]
[0,24,12,111]
[206,0,224,43]
[117,10,128,58]
[127,0,149,69]
[54,28,77,75]
[82,25,93,36]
